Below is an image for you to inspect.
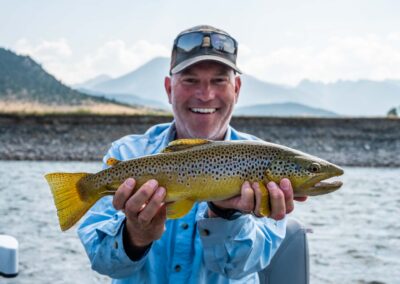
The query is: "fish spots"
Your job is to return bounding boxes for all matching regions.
[92,141,300,189]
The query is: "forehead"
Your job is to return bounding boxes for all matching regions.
[179,61,233,76]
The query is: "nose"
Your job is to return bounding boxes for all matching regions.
[195,81,215,101]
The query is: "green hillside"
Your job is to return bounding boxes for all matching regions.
[0,47,112,105]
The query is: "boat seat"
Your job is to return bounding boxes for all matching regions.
[258,218,310,284]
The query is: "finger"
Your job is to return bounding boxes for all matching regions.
[267,181,285,220]
[280,178,294,214]
[113,178,136,210]
[294,196,308,202]
[238,181,255,213]
[137,187,166,225]
[152,203,167,227]
[252,182,262,217]
[125,179,158,217]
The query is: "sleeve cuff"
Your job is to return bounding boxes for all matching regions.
[122,221,152,262]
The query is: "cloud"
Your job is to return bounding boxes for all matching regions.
[240,34,400,85]
[13,38,170,84]
[12,34,400,86]
[15,38,72,60]
[78,40,170,81]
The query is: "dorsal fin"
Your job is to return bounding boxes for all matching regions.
[106,157,121,167]
[162,139,211,153]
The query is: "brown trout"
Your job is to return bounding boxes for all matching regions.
[45,139,344,231]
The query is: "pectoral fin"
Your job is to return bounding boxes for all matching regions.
[166,199,195,219]
[106,157,121,167]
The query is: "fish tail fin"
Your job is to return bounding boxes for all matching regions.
[45,172,98,231]
[258,182,271,217]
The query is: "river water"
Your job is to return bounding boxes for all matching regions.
[0,161,399,284]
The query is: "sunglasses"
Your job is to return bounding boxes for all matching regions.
[174,31,238,55]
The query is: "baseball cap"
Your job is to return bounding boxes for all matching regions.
[170,25,242,75]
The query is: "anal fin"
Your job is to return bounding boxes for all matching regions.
[166,199,195,219]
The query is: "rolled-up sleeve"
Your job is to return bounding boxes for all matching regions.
[196,204,286,279]
[77,142,149,278]
[77,197,149,278]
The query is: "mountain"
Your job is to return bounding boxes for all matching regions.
[88,57,302,110]
[296,79,400,116]
[0,47,97,105]
[91,57,170,106]
[78,88,167,110]
[0,48,156,114]
[234,102,338,117]
[73,74,112,89]
[84,56,400,116]
[239,75,307,106]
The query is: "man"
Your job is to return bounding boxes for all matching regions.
[78,25,306,283]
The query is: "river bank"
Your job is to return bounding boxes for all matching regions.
[0,114,398,166]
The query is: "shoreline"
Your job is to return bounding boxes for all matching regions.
[0,114,399,167]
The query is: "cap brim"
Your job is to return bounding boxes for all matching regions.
[171,55,242,74]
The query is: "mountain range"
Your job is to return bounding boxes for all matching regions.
[234,102,337,117]
[1,46,398,116]
[0,48,160,114]
[75,57,400,116]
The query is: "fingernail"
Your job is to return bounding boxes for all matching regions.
[125,178,135,188]
[267,181,277,189]
[148,179,158,188]
[281,179,290,190]
[157,187,165,197]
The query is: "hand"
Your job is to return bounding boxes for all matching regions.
[210,178,307,221]
[113,178,167,248]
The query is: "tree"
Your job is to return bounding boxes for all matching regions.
[387,107,398,117]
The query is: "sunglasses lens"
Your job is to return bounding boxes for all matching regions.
[176,32,204,52]
[211,33,236,54]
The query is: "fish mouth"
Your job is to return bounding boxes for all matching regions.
[295,178,343,197]
[307,180,343,195]
[294,166,344,197]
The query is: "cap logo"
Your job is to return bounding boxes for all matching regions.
[202,36,211,47]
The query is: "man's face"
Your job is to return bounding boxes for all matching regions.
[165,61,241,140]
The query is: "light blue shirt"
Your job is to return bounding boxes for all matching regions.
[78,122,286,284]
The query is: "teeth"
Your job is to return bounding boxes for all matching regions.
[190,108,217,114]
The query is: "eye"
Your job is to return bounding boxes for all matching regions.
[308,163,321,173]
[212,77,228,85]
[182,77,198,84]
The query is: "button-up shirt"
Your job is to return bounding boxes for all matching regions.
[78,122,286,284]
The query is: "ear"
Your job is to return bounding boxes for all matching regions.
[164,76,172,104]
[234,76,241,103]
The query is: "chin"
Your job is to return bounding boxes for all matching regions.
[191,130,221,140]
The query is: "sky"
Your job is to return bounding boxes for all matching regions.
[1,0,400,86]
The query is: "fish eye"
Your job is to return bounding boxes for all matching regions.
[308,163,321,173]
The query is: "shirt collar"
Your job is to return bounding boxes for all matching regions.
[165,121,233,143]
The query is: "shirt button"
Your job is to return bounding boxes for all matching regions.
[200,229,210,236]
[113,241,118,249]
[181,223,189,230]
[174,264,181,272]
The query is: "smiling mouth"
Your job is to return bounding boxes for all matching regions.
[190,108,217,114]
